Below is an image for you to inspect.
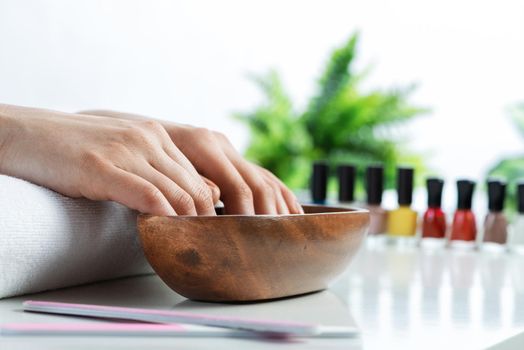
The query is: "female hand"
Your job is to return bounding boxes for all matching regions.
[0,104,303,216]
[79,110,304,215]
[0,104,220,216]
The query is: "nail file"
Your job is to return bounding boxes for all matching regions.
[0,323,251,337]
[22,301,321,336]
[0,322,357,338]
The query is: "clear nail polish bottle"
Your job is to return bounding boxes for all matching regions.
[365,165,388,236]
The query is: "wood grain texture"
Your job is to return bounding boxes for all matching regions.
[137,205,369,302]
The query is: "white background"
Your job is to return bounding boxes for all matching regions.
[1,0,523,191]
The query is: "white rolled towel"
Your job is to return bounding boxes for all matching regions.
[0,175,153,298]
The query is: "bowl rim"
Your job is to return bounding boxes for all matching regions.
[137,204,369,220]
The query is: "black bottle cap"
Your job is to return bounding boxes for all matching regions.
[487,179,506,212]
[397,167,414,206]
[518,182,524,214]
[337,164,356,202]
[311,162,328,203]
[456,179,475,210]
[426,178,444,208]
[365,165,384,205]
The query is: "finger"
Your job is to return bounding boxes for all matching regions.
[258,166,304,214]
[270,174,304,214]
[216,141,281,214]
[201,176,221,205]
[266,176,289,214]
[227,160,278,215]
[216,137,299,215]
[101,166,176,216]
[151,154,216,216]
[177,147,255,215]
[160,138,217,214]
[165,129,255,214]
[163,142,204,179]
[132,161,198,216]
[207,155,255,215]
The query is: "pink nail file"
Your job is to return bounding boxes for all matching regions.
[0,322,251,337]
[22,301,325,336]
[0,322,356,338]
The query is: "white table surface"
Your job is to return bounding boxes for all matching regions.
[1,238,524,349]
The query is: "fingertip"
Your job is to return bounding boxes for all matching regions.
[199,204,218,216]
[296,201,304,214]
[223,197,255,215]
[222,185,255,215]
[209,184,221,205]
[160,205,177,217]
[140,192,177,216]
[273,190,289,215]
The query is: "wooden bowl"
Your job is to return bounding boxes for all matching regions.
[137,205,369,302]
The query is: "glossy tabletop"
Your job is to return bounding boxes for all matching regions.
[1,239,524,349]
[345,239,524,349]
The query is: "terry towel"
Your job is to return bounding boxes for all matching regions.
[0,175,153,299]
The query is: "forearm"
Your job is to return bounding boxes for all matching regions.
[0,104,78,184]
[0,104,97,176]
[0,104,22,174]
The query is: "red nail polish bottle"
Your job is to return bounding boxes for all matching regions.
[450,180,477,246]
[422,178,446,239]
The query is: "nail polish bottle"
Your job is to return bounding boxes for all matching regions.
[482,179,508,250]
[449,180,477,248]
[510,182,524,253]
[422,178,446,243]
[311,162,328,205]
[337,164,356,206]
[365,165,388,235]
[387,167,417,238]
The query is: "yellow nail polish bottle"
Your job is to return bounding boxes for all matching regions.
[388,167,418,236]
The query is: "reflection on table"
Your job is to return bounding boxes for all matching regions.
[340,239,524,349]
